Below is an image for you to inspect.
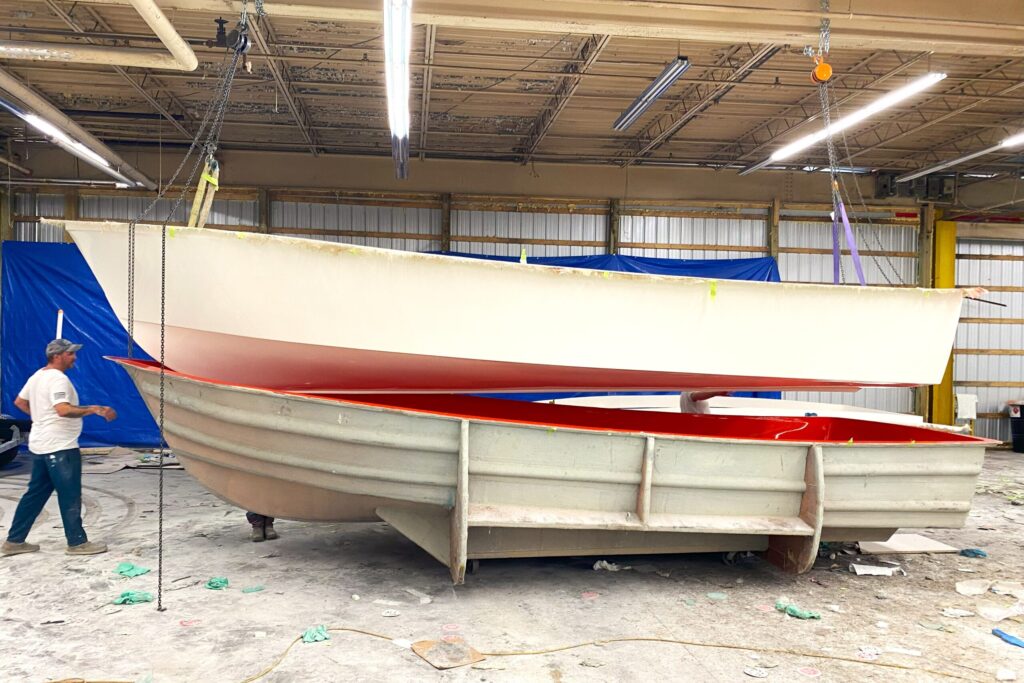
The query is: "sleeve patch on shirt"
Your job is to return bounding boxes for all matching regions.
[53,391,67,400]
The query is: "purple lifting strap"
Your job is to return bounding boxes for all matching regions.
[836,200,867,286]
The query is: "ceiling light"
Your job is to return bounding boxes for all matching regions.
[613,57,690,131]
[895,129,1024,183]
[772,72,946,161]
[740,72,946,175]
[1000,131,1024,148]
[383,0,411,179]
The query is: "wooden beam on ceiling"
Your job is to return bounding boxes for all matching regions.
[518,34,609,164]
[248,16,321,156]
[621,43,779,166]
[70,0,1024,57]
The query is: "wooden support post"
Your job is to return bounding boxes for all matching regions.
[62,188,78,243]
[607,198,620,254]
[0,186,11,243]
[440,193,452,252]
[257,188,271,234]
[931,217,957,426]
[915,203,936,420]
[768,197,780,259]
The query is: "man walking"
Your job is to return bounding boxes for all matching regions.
[1,339,117,556]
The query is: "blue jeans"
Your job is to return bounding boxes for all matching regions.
[6,448,87,546]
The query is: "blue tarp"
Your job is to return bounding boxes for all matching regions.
[436,251,782,403]
[434,251,782,282]
[1,245,781,446]
[2,242,159,446]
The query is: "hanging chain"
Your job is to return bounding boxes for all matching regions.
[141,6,251,612]
[829,81,907,286]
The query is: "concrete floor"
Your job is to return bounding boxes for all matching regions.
[1,449,1023,682]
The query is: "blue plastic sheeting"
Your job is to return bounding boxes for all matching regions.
[434,252,781,282]
[438,251,782,402]
[2,242,160,446]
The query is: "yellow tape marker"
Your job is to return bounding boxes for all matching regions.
[201,172,219,187]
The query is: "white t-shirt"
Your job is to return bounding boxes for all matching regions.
[18,368,83,453]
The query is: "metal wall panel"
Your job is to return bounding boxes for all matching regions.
[79,195,257,227]
[13,193,64,242]
[779,220,918,413]
[778,220,917,285]
[783,388,915,415]
[954,239,1024,441]
[451,210,604,257]
[273,201,441,252]
[619,215,766,259]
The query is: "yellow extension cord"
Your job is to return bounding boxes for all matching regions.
[49,626,987,683]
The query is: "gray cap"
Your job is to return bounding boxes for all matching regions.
[46,338,83,357]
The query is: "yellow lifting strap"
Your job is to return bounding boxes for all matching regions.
[187,157,220,228]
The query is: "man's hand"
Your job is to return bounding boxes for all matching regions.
[93,406,118,422]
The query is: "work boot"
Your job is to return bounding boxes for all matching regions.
[1,541,40,556]
[250,526,265,542]
[264,525,279,541]
[65,541,108,555]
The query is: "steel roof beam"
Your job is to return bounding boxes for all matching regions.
[518,34,609,163]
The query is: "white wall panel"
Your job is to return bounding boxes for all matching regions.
[954,239,1024,441]
[783,387,915,415]
[273,201,440,252]
[79,195,257,227]
[619,216,765,259]
[451,210,604,257]
[778,220,916,285]
[14,193,64,242]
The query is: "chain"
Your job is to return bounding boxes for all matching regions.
[829,81,906,286]
[157,206,167,611]
[120,17,247,612]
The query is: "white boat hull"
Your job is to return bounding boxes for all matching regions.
[117,360,989,583]
[66,221,966,393]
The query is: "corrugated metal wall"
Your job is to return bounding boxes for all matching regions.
[954,239,1024,441]
[779,213,919,414]
[13,193,64,242]
[79,195,258,227]
[273,200,441,251]
[451,210,604,257]
[619,214,766,259]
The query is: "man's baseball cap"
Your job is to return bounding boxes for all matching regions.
[46,338,83,356]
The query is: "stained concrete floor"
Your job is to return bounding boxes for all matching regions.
[1,448,1024,682]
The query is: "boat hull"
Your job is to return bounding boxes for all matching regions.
[67,220,966,393]
[117,360,988,583]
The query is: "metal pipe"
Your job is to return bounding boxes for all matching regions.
[0,0,196,72]
[0,154,32,176]
[0,66,156,189]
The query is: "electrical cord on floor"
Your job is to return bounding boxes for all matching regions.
[236,626,986,683]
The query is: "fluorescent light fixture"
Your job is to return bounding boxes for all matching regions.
[1000,131,1024,148]
[383,0,412,179]
[770,72,946,162]
[895,129,1024,183]
[613,56,690,131]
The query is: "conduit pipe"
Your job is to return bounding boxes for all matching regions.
[0,66,156,189]
[0,0,197,72]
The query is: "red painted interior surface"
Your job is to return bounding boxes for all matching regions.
[118,360,986,445]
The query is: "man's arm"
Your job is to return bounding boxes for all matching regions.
[14,397,30,417]
[54,403,117,421]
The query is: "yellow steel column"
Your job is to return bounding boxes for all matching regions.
[931,218,957,425]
